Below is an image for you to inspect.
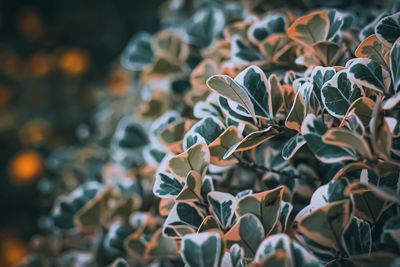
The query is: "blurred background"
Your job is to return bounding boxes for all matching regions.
[0,0,162,265]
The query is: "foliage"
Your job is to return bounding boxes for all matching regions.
[23,0,400,266]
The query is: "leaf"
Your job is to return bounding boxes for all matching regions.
[321,70,363,119]
[225,213,265,259]
[343,217,372,256]
[187,7,225,48]
[231,35,263,65]
[341,96,375,125]
[269,74,284,117]
[176,171,203,202]
[248,14,287,44]
[74,187,113,230]
[298,199,352,251]
[153,171,184,199]
[233,65,272,118]
[207,74,257,123]
[168,142,210,179]
[259,34,287,63]
[254,233,320,266]
[322,128,372,159]
[301,114,356,163]
[375,12,400,47]
[381,216,400,254]
[345,181,395,224]
[159,120,195,154]
[181,232,223,267]
[121,32,154,71]
[191,59,219,92]
[236,186,284,235]
[183,116,225,150]
[285,90,306,132]
[207,191,237,231]
[224,127,278,159]
[355,34,390,69]
[198,215,220,232]
[209,126,243,167]
[312,41,343,67]
[390,37,400,92]
[282,133,306,160]
[342,109,366,136]
[163,202,205,238]
[311,66,336,105]
[287,10,329,47]
[230,244,246,267]
[347,58,391,93]
[145,228,178,259]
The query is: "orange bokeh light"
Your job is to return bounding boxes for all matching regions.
[58,49,90,75]
[0,231,28,267]
[9,151,43,184]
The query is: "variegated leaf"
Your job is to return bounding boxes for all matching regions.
[209,126,243,167]
[347,58,391,93]
[301,114,356,163]
[321,70,363,118]
[282,133,306,160]
[298,199,352,252]
[375,12,400,47]
[224,127,278,159]
[168,142,210,180]
[153,171,184,199]
[225,213,265,259]
[207,191,237,231]
[236,186,284,235]
[181,232,223,267]
[287,10,329,47]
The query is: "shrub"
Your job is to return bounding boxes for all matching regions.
[24,0,400,266]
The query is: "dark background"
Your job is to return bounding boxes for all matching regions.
[0,0,162,246]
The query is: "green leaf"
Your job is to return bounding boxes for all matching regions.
[181,232,223,267]
[375,12,400,47]
[225,213,265,259]
[347,58,391,93]
[282,133,306,160]
[121,32,154,71]
[183,116,225,150]
[176,171,203,202]
[198,215,220,232]
[298,199,352,252]
[187,8,225,48]
[345,182,395,225]
[301,114,356,163]
[285,90,306,132]
[145,228,178,259]
[254,233,321,266]
[311,66,336,105]
[153,171,184,198]
[224,126,278,159]
[248,14,287,44]
[236,186,284,235]
[343,217,372,256]
[207,191,237,231]
[163,202,205,238]
[322,128,372,159]
[168,142,210,179]
[321,70,363,118]
[381,216,400,254]
[390,37,400,92]
[287,10,329,47]
[209,126,243,167]
[355,34,390,70]
[207,74,257,123]
[231,35,263,64]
